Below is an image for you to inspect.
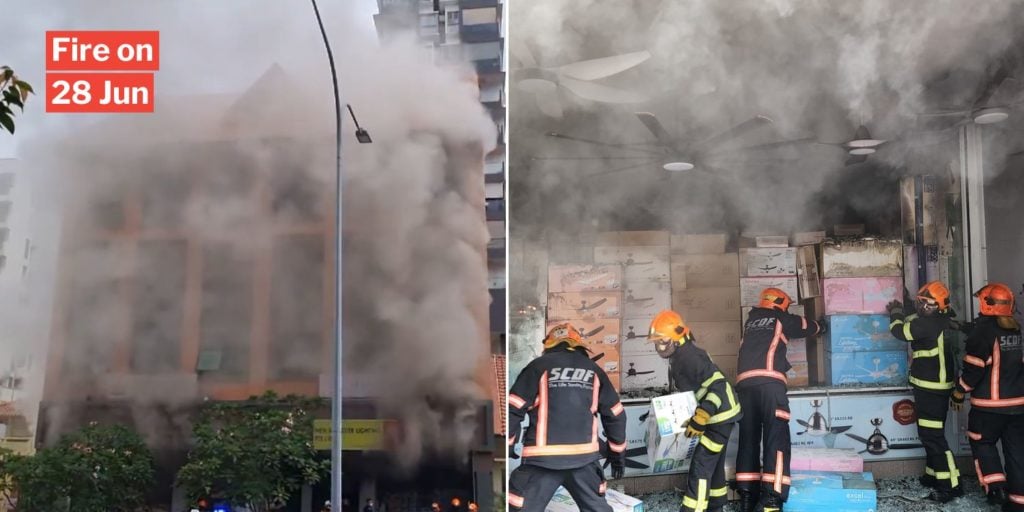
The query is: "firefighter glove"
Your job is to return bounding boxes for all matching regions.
[610,455,625,479]
[817,321,828,336]
[951,390,965,411]
[509,444,521,459]
[886,300,904,316]
[684,408,711,438]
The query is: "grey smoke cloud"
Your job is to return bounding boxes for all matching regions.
[5,0,495,470]
[509,0,1024,241]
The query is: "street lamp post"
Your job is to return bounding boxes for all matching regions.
[309,1,372,510]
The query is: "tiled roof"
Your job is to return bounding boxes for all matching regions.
[492,354,506,437]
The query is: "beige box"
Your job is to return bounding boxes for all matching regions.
[596,230,671,247]
[711,354,739,383]
[621,353,670,391]
[741,247,797,276]
[788,338,808,363]
[821,238,903,278]
[690,321,743,357]
[740,233,790,248]
[548,264,623,293]
[671,253,740,288]
[740,276,799,307]
[594,246,671,282]
[671,233,728,255]
[622,280,672,318]
[672,287,741,322]
[787,361,810,387]
[621,317,656,356]
[796,245,822,298]
[792,231,827,246]
[547,291,622,321]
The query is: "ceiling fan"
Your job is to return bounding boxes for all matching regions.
[510,39,651,119]
[533,112,813,177]
[917,59,1024,129]
[816,124,894,166]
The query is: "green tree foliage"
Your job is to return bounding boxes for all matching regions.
[177,391,330,512]
[0,423,155,512]
[0,67,33,135]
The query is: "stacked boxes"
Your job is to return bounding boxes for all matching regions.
[740,242,802,385]
[547,264,624,389]
[672,233,742,381]
[793,237,824,385]
[596,231,672,392]
[645,392,700,473]
[820,239,907,387]
[786,472,877,512]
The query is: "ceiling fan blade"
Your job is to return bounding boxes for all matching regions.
[845,433,870,444]
[588,160,658,177]
[557,50,652,81]
[535,85,564,118]
[699,115,774,150]
[1007,149,1024,159]
[560,77,648,103]
[845,154,869,166]
[546,132,664,155]
[532,156,655,161]
[731,137,817,152]
[635,112,676,148]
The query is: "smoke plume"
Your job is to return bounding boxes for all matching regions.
[6,1,495,471]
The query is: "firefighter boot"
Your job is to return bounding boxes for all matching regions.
[737,490,757,512]
[987,488,1008,506]
[918,474,936,489]
[929,485,964,503]
[761,495,784,512]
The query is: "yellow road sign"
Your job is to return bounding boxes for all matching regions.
[313,419,396,451]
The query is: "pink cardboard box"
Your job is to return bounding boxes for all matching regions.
[823,277,903,315]
[791,448,864,472]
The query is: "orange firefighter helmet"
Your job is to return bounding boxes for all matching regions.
[976,283,1015,317]
[451,498,462,508]
[468,503,478,512]
[649,310,691,343]
[759,287,792,312]
[916,281,950,314]
[543,323,584,350]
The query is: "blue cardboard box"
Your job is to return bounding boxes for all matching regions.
[828,315,905,352]
[787,471,877,512]
[827,350,908,386]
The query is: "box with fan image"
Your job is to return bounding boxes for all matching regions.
[740,276,799,307]
[791,448,864,473]
[826,350,908,386]
[583,342,621,391]
[594,246,671,282]
[824,393,926,461]
[670,253,740,288]
[646,392,701,473]
[821,238,903,279]
[822,277,903,315]
[546,318,621,348]
[548,264,623,293]
[786,471,877,512]
[547,291,622,321]
[546,487,645,512]
[620,317,655,355]
[740,247,797,277]
[598,403,659,478]
[620,353,670,392]
[827,314,905,353]
[622,280,672,318]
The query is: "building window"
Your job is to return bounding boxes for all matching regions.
[131,240,187,373]
[196,145,257,232]
[141,168,191,229]
[64,242,123,377]
[199,242,253,380]
[268,146,323,223]
[269,235,324,380]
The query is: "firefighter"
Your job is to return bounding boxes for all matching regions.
[649,310,742,512]
[507,323,628,512]
[886,281,962,502]
[953,283,1024,511]
[735,288,823,512]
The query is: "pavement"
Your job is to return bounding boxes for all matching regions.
[638,476,1001,511]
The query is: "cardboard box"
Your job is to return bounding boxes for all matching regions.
[900,175,943,246]
[595,246,670,282]
[821,239,903,278]
[834,224,866,236]
[822,277,903,315]
[826,350,908,386]
[741,247,797,277]
[740,276,799,307]
[789,338,808,362]
[621,317,655,356]
[671,233,727,255]
[547,291,622,321]
[546,487,645,512]
[788,393,925,461]
[903,245,939,294]
[548,265,623,293]
[670,253,740,288]
[622,280,672,318]
[601,404,656,477]
[796,245,821,299]
[787,472,876,512]
[827,315,904,352]
[711,354,738,383]
[792,231,826,246]
[802,296,826,321]
[547,318,622,347]
[621,353,670,391]
[597,230,671,247]
[673,287,741,322]
[791,449,864,473]
[646,393,700,473]
[740,234,790,248]
[787,361,810,387]
[742,305,805,326]
[690,321,742,356]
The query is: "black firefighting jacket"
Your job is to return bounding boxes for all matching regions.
[666,334,742,424]
[508,345,628,470]
[736,307,821,388]
[956,315,1024,414]
[889,310,956,393]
